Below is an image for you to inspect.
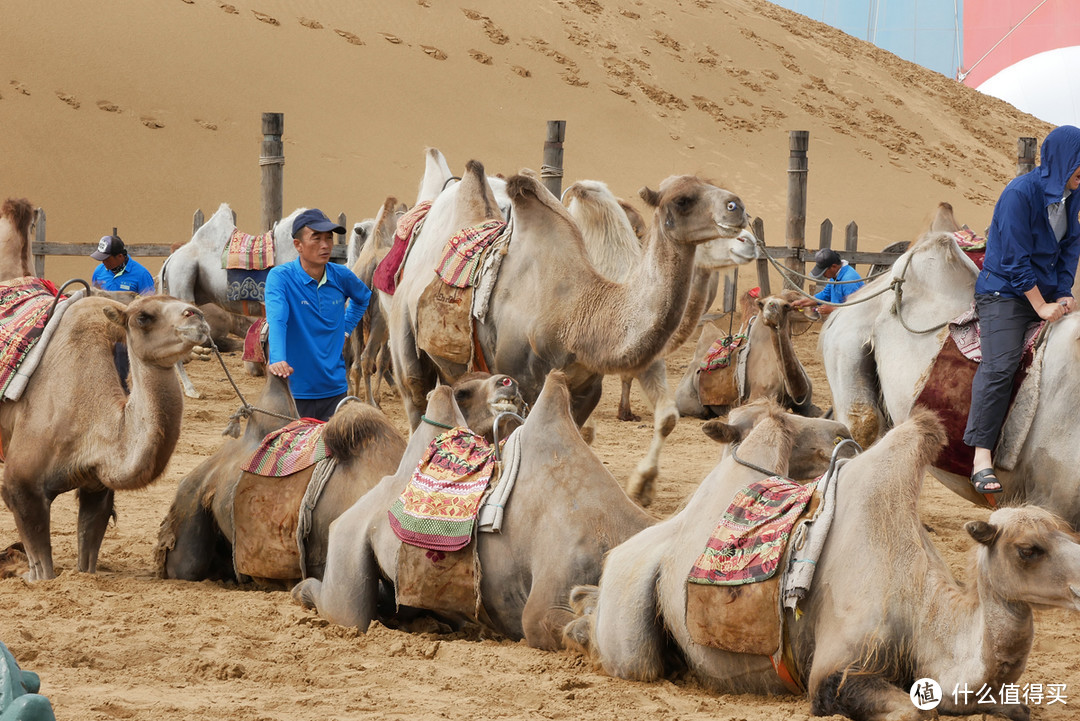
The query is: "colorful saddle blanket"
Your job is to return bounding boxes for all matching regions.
[0,278,61,399]
[225,269,269,307]
[689,476,818,586]
[953,228,986,269]
[435,220,507,288]
[372,201,432,295]
[241,418,330,477]
[388,428,498,552]
[700,332,748,373]
[913,306,1041,477]
[242,317,267,364]
[222,228,275,271]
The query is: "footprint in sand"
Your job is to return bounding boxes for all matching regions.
[469,50,493,65]
[380,32,403,44]
[97,100,121,112]
[55,92,80,109]
[511,65,532,78]
[421,45,447,60]
[195,119,218,131]
[461,10,509,45]
[219,3,239,15]
[252,11,279,25]
[141,116,165,129]
[179,0,194,4]
[334,29,363,45]
[9,81,30,96]
[299,17,322,30]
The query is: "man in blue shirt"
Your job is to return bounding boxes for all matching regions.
[793,248,864,316]
[89,235,156,295]
[265,208,371,421]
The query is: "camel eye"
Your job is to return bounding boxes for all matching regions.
[726,201,738,212]
[135,312,154,328]
[1017,545,1044,561]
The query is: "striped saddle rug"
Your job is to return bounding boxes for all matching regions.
[222,228,275,270]
[373,200,432,295]
[0,277,62,399]
[435,220,508,288]
[241,418,330,477]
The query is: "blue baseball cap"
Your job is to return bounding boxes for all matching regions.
[291,208,345,237]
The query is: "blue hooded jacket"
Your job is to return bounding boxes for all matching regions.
[977,125,1080,300]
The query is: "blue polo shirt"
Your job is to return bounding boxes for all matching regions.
[265,258,371,399]
[91,257,155,295]
[814,262,863,304]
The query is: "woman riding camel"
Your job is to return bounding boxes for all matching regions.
[966,125,1080,493]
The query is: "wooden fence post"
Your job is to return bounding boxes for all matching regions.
[261,112,284,232]
[1017,136,1037,177]
[192,209,204,235]
[33,208,46,277]
[338,212,348,245]
[785,130,809,290]
[753,216,770,296]
[541,120,566,199]
[722,268,738,313]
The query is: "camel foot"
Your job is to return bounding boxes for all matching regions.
[626,468,657,507]
[617,410,641,422]
[183,388,203,400]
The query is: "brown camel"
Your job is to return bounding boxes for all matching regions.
[563,179,720,423]
[676,290,820,419]
[0,198,35,280]
[565,407,1080,721]
[156,370,524,585]
[389,162,757,507]
[0,295,211,580]
[199,303,258,354]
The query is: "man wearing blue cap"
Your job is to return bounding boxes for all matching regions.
[264,208,371,421]
[89,234,155,295]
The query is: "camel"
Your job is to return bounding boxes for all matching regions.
[563,179,720,423]
[0,295,211,580]
[676,290,819,419]
[388,162,758,506]
[156,370,524,584]
[158,204,308,398]
[821,211,1080,529]
[199,303,258,353]
[0,198,35,280]
[564,407,1080,721]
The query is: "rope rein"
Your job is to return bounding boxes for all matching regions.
[214,345,298,437]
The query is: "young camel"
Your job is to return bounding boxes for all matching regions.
[1,296,211,580]
[565,406,1080,721]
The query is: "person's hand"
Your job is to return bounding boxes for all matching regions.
[268,360,294,378]
[1056,297,1076,314]
[791,297,816,308]
[1038,302,1065,322]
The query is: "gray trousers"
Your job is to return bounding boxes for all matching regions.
[295,393,347,423]
[963,293,1040,450]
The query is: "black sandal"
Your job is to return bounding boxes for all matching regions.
[970,468,1003,494]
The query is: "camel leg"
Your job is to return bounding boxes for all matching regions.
[811,670,933,721]
[1,480,55,581]
[174,360,201,399]
[616,376,640,422]
[624,358,678,507]
[76,487,114,573]
[158,484,228,581]
[521,590,576,651]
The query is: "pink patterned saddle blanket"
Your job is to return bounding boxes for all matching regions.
[222,228,276,270]
[241,418,330,477]
[0,277,62,399]
[435,221,508,288]
[373,201,432,295]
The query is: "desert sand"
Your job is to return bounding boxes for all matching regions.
[1,1,1077,719]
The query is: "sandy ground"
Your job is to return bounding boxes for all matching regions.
[2,323,1079,721]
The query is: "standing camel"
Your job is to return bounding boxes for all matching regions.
[389,162,757,505]
[1,295,211,580]
[0,198,35,280]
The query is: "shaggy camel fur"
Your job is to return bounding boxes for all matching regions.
[156,371,524,584]
[676,290,819,418]
[1,296,210,580]
[566,406,1080,721]
[0,198,35,280]
[389,162,757,507]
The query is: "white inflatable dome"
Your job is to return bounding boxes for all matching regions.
[977,46,1080,127]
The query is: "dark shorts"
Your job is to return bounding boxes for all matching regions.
[295,394,348,423]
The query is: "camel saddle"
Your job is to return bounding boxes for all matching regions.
[686,477,820,657]
[232,464,317,582]
[416,276,475,366]
[697,318,753,407]
[221,228,275,271]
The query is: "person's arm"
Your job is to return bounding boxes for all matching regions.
[341,268,372,335]
[264,268,292,375]
[1024,285,1065,322]
[995,189,1040,296]
[1054,199,1080,300]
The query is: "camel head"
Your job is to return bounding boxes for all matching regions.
[756,290,816,334]
[639,175,757,269]
[103,295,211,368]
[703,400,854,479]
[451,372,526,442]
[967,506,1080,611]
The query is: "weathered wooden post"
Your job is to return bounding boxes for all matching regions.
[260,112,284,232]
[541,120,566,199]
[192,209,205,235]
[845,220,859,274]
[785,130,809,290]
[1017,136,1037,176]
[32,208,46,277]
[337,212,348,246]
[753,216,770,296]
[722,268,738,313]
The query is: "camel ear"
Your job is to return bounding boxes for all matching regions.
[966,520,1000,547]
[639,186,661,208]
[756,297,766,310]
[702,419,744,444]
[102,305,128,329]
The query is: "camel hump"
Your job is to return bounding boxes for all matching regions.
[464,159,486,182]
[506,173,577,223]
[527,370,573,423]
[1,197,34,233]
[322,401,404,462]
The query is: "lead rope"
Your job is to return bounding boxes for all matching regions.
[213,345,298,437]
